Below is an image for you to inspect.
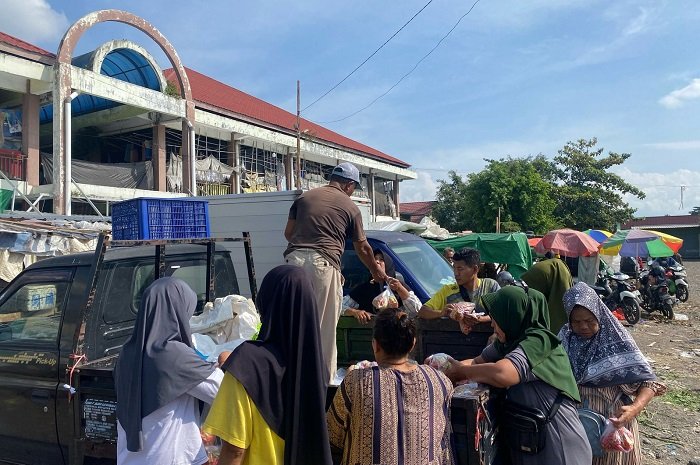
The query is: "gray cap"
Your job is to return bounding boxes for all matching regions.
[331,162,363,189]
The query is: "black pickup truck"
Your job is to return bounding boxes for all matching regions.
[0,237,247,465]
[0,233,495,465]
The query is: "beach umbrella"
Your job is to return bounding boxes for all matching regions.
[647,230,683,253]
[600,229,674,257]
[583,229,613,244]
[535,228,600,257]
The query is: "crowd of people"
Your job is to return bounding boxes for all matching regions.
[113,163,666,465]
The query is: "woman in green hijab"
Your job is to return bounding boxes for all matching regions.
[444,285,591,465]
[522,258,573,333]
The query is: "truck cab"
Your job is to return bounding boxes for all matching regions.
[0,244,238,465]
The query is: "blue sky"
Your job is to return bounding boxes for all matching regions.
[3,0,700,217]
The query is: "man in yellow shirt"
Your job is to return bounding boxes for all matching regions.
[418,248,499,331]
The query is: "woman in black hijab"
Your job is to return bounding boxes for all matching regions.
[203,265,332,465]
[115,277,223,465]
[343,249,421,323]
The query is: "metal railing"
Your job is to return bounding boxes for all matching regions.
[0,150,25,181]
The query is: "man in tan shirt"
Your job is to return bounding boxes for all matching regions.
[284,162,386,381]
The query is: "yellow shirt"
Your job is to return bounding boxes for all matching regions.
[423,278,499,313]
[203,373,285,465]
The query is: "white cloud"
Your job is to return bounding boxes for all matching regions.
[0,0,68,46]
[622,7,651,36]
[643,140,700,151]
[659,78,700,108]
[613,166,700,216]
[399,171,438,203]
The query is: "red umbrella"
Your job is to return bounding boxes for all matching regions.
[535,228,600,257]
[528,237,542,248]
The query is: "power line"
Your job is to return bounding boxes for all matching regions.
[315,0,481,124]
[302,0,436,113]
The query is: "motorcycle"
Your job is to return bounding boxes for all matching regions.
[639,268,676,319]
[665,265,689,303]
[592,271,642,324]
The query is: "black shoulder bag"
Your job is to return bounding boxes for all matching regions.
[500,394,564,455]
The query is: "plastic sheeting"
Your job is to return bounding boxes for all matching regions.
[368,220,428,235]
[167,154,239,193]
[0,218,108,283]
[40,153,153,189]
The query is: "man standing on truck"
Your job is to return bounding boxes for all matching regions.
[284,162,386,381]
[418,248,499,333]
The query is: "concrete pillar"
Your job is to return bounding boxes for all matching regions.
[181,119,193,194]
[153,124,166,191]
[393,178,400,219]
[52,63,69,214]
[229,133,240,194]
[21,90,40,186]
[368,170,376,221]
[284,146,292,190]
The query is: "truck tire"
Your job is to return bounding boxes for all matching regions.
[621,298,641,325]
[662,299,674,320]
[676,285,689,303]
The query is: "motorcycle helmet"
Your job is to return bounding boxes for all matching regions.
[496,271,515,287]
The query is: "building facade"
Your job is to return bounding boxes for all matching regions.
[0,10,415,219]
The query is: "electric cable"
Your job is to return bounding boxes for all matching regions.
[315,0,481,124]
[302,0,436,113]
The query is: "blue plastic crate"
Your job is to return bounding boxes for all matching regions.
[111,198,210,240]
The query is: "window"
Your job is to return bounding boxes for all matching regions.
[0,270,72,344]
[100,254,237,325]
[388,241,455,296]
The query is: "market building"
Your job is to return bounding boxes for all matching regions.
[0,9,415,220]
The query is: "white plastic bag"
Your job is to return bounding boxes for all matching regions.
[372,287,399,310]
[190,294,261,362]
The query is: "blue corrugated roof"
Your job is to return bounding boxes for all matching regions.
[40,48,162,123]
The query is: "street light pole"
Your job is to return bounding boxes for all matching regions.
[296,80,301,190]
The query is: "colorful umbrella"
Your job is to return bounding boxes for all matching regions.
[647,230,683,253]
[535,228,600,257]
[583,229,613,244]
[600,229,674,258]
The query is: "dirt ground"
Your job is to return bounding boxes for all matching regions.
[622,260,700,464]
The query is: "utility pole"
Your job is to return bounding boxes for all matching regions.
[496,207,501,233]
[296,80,302,190]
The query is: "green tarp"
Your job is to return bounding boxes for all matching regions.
[427,232,533,278]
[0,189,12,212]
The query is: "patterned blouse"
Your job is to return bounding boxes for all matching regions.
[579,381,666,465]
[328,364,454,465]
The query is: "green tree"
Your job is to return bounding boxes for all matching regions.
[431,158,558,234]
[466,157,558,233]
[552,138,645,230]
[431,171,471,232]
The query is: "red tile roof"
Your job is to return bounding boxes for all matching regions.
[164,67,410,168]
[0,31,55,59]
[623,215,700,228]
[400,201,435,216]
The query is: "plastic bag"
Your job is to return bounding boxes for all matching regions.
[372,287,399,310]
[448,302,476,319]
[600,420,634,452]
[425,353,452,372]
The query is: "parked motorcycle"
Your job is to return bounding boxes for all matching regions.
[592,271,642,324]
[665,265,689,303]
[639,268,676,319]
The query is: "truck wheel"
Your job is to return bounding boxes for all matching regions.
[622,298,641,325]
[676,285,689,303]
[662,300,675,320]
